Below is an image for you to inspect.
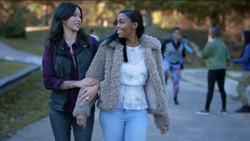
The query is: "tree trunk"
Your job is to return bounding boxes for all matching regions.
[145,9,152,27]
[211,12,219,27]
[219,13,226,31]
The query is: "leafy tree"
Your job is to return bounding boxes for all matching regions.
[160,0,250,30]
[4,2,26,38]
[27,1,56,26]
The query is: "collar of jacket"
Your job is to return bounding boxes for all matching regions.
[106,34,161,51]
[55,37,89,58]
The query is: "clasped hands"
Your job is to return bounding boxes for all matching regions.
[76,77,99,129]
[76,77,170,135]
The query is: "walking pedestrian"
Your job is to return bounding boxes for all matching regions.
[42,2,99,141]
[231,30,250,113]
[90,29,100,42]
[161,27,186,105]
[73,9,170,141]
[191,27,230,115]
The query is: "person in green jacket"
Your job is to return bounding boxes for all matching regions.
[190,27,230,115]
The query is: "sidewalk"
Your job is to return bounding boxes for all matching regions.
[0,42,42,65]
[0,41,42,94]
[1,43,249,141]
[4,79,250,141]
[181,68,250,98]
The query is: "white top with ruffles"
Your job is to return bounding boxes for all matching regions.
[118,45,149,110]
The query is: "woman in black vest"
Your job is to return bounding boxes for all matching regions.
[42,2,99,141]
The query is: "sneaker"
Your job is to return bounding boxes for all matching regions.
[218,110,227,115]
[174,97,179,105]
[236,106,250,113]
[174,101,179,105]
[196,110,210,115]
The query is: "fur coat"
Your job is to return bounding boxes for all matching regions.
[73,34,170,128]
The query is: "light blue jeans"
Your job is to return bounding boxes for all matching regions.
[99,108,148,141]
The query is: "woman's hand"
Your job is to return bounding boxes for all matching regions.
[190,42,197,49]
[75,77,99,88]
[80,84,100,104]
[76,114,87,128]
[160,126,169,135]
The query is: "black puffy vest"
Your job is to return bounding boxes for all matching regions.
[48,36,93,112]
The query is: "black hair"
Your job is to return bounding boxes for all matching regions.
[211,27,220,37]
[241,30,250,57]
[172,27,180,33]
[90,29,95,34]
[103,9,145,62]
[45,2,89,53]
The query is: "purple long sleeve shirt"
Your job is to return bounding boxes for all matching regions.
[232,44,250,71]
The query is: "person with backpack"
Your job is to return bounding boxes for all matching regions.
[162,27,186,105]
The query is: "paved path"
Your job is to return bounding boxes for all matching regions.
[4,80,250,141]
[1,41,250,141]
[181,68,250,98]
[0,42,42,65]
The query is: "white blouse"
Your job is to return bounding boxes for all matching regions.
[118,45,149,110]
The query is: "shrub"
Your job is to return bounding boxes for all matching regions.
[4,4,26,38]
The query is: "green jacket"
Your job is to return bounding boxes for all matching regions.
[194,38,230,70]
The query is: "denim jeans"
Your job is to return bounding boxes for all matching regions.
[49,106,95,141]
[99,108,148,141]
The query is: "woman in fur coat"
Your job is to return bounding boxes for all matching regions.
[73,9,170,141]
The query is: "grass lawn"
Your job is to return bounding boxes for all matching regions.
[0,26,115,56]
[0,37,45,56]
[226,73,240,81]
[0,72,50,137]
[26,26,116,40]
[0,61,30,79]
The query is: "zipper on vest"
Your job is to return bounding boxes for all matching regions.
[72,55,77,69]
[69,61,71,80]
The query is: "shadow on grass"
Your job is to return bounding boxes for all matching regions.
[0,72,50,138]
[0,61,30,79]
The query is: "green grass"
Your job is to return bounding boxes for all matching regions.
[0,26,116,57]
[0,37,44,56]
[25,26,116,41]
[82,26,116,39]
[0,72,50,137]
[0,61,30,79]
[226,73,240,81]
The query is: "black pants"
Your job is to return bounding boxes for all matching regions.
[205,69,227,111]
